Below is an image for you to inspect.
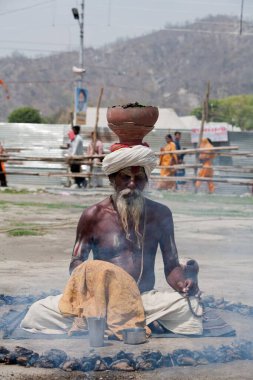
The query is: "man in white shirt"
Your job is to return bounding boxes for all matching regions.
[69,125,86,188]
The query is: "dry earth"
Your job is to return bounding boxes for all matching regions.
[0,186,253,379]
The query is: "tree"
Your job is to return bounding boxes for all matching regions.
[8,107,44,123]
[191,95,253,131]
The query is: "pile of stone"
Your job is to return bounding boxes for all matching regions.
[0,341,253,372]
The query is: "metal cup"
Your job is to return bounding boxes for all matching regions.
[122,327,147,345]
[87,317,105,347]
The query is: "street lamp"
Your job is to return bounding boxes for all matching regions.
[72,8,79,20]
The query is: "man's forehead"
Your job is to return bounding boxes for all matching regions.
[119,166,145,176]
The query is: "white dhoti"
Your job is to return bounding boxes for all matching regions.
[20,295,73,334]
[142,290,203,335]
[20,290,203,336]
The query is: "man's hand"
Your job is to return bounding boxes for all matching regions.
[177,278,200,296]
[176,279,193,295]
[167,265,201,296]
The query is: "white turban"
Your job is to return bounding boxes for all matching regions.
[102,145,157,178]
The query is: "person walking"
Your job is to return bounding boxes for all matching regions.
[174,131,186,190]
[68,125,86,189]
[157,134,178,190]
[195,138,216,193]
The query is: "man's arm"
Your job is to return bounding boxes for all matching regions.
[159,206,193,294]
[69,238,91,274]
[69,210,93,274]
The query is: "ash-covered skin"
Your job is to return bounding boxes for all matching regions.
[70,166,193,295]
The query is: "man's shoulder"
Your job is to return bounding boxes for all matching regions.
[81,197,111,218]
[145,197,172,216]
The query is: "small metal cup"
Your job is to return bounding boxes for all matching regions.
[87,317,105,347]
[122,327,147,345]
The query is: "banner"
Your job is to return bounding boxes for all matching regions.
[74,87,88,125]
[191,123,228,143]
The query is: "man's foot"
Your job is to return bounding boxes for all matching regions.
[148,321,167,334]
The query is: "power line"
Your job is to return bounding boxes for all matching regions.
[0,0,55,16]
[163,26,253,36]
[0,40,78,47]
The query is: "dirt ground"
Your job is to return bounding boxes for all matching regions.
[0,186,253,379]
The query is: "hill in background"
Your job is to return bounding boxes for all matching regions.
[1,15,253,122]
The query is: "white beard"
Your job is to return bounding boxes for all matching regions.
[114,189,145,248]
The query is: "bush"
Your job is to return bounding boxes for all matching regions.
[191,95,253,131]
[8,107,44,123]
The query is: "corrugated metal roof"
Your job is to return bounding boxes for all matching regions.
[0,123,69,187]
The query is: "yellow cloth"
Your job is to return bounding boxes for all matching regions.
[157,141,178,189]
[159,141,178,176]
[58,260,150,340]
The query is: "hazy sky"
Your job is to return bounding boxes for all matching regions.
[0,0,252,58]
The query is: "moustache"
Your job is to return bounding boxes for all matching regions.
[118,189,141,198]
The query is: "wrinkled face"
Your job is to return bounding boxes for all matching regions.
[112,166,147,195]
[111,167,146,247]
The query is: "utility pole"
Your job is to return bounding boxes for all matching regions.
[79,0,85,87]
[194,81,211,193]
[240,0,245,35]
[72,0,85,87]
[72,0,87,126]
[198,81,210,147]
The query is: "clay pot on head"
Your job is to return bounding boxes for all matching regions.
[107,104,159,145]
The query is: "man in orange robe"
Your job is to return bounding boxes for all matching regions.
[158,134,178,190]
[195,138,216,193]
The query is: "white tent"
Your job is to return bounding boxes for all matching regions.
[180,116,241,131]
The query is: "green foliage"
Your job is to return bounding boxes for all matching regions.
[191,95,253,130]
[191,107,202,120]
[8,228,42,237]
[8,107,45,123]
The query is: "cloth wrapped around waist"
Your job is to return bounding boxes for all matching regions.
[58,260,150,340]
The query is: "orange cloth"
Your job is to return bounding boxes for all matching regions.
[0,161,5,173]
[195,138,216,193]
[157,141,178,189]
[58,260,150,340]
